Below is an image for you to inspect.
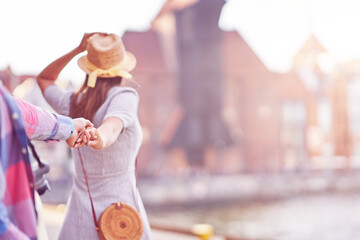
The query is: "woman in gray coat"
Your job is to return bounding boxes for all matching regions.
[37,33,152,240]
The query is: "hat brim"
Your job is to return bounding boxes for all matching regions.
[77,51,136,79]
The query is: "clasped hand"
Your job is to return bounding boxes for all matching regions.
[66,118,103,149]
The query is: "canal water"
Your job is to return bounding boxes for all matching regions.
[147,192,360,240]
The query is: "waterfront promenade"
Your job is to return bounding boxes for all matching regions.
[42,204,208,240]
[42,203,232,240]
[40,170,360,240]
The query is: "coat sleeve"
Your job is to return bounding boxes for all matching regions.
[15,98,73,141]
[103,87,139,130]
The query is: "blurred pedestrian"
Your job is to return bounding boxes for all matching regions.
[37,33,152,239]
[0,81,94,240]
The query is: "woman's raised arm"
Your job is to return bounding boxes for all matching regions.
[36,33,97,93]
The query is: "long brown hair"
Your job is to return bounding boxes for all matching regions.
[70,75,122,122]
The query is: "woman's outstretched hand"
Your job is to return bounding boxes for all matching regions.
[87,128,104,150]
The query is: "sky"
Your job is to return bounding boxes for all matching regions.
[220,0,360,72]
[1,0,360,84]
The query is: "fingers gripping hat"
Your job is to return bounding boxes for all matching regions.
[77,33,136,88]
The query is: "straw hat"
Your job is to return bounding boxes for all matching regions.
[77,33,136,88]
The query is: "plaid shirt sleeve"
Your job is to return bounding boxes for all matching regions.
[15,98,73,141]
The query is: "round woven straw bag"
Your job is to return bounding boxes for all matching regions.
[97,202,143,240]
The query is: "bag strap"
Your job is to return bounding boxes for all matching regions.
[77,149,99,231]
[77,149,139,232]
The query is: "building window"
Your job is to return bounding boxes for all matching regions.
[280,101,307,171]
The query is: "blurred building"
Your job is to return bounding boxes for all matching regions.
[123,0,356,175]
[3,0,360,178]
[0,66,34,92]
